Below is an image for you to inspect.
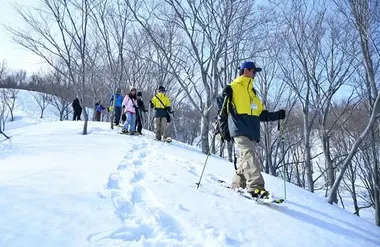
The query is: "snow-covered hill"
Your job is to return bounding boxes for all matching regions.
[1,122,380,246]
[1,90,380,246]
[5,90,62,130]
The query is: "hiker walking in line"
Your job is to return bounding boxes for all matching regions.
[223,61,286,199]
[121,88,138,135]
[109,88,124,126]
[150,86,173,142]
[72,95,82,121]
[94,100,105,121]
[135,91,148,135]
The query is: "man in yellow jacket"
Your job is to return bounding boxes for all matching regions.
[150,86,173,142]
[223,61,285,199]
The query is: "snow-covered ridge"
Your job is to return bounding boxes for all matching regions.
[1,90,379,246]
[1,119,380,246]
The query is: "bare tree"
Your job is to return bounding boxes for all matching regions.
[8,0,94,134]
[2,88,19,122]
[32,92,51,119]
[276,0,328,192]
[48,69,74,121]
[327,1,380,228]
[126,0,266,153]
[91,0,130,128]
[315,16,358,198]
[0,91,9,131]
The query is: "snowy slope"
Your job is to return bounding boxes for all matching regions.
[1,119,380,247]
[4,90,92,131]
[5,90,62,130]
[5,90,377,224]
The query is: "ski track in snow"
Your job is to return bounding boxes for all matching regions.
[88,134,380,247]
[89,139,189,246]
[88,138,240,247]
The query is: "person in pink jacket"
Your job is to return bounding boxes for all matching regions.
[121,88,138,134]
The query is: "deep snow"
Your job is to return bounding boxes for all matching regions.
[1,90,380,246]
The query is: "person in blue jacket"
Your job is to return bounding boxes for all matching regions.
[95,100,105,121]
[109,88,124,126]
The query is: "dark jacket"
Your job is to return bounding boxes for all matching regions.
[227,76,280,142]
[136,98,147,115]
[72,98,82,110]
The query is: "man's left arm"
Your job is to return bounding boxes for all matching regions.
[259,109,286,122]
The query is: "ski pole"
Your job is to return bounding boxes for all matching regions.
[278,119,286,199]
[0,131,10,139]
[196,147,211,189]
[196,96,229,189]
[171,112,178,139]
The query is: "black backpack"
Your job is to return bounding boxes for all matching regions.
[213,95,232,142]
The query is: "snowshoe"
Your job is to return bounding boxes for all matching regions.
[249,188,270,200]
[163,137,172,143]
[217,180,284,204]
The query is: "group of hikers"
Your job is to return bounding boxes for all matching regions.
[71,61,286,200]
[71,85,173,142]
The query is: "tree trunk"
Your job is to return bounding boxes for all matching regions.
[371,128,380,226]
[82,108,88,135]
[296,162,302,187]
[211,133,216,154]
[303,114,314,192]
[323,134,336,202]
[328,93,380,204]
[351,176,360,216]
[200,113,210,154]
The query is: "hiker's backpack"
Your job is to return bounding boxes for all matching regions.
[213,94,232,142]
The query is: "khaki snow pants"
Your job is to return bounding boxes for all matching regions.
[155,117,168,140]
[231,136,265,192]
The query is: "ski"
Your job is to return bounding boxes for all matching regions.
[217,180,284,204]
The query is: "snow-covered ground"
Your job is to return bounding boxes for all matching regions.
[1,90,380,246]
[1,121,380,247]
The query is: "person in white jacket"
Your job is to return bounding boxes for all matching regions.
[121,88,138,134]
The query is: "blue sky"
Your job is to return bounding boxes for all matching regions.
[0,0,46,73]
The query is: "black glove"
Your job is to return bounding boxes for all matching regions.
[277,109,286,120]
[222,85,232,99]
[169,111,174,114]
[122,105,125,109]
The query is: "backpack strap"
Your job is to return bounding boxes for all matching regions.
[154,95,167,108]
[154,95,170,115]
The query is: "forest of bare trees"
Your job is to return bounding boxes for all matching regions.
[0,0,378,226]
